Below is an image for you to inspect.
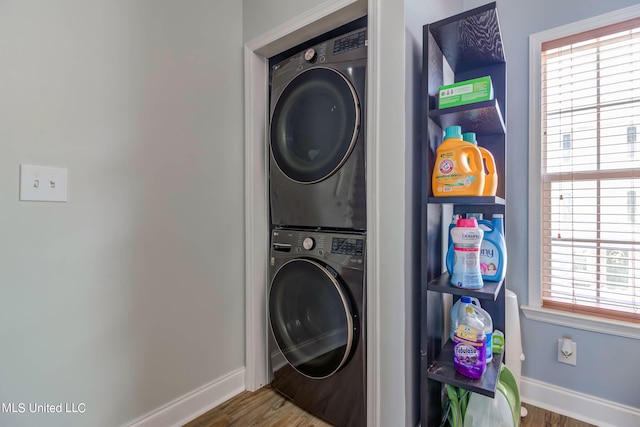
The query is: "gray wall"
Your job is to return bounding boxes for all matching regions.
[464,0,640,408]
[0,1,245,426]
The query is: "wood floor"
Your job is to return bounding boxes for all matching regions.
[520,403,596,427]
[183,387,331,427]
[184,386,595,427]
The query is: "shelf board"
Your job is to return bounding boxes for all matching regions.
[428,98,506,135]
[427,273,503,301]
[428,2,504,74]
[427,195,506,205]
[427,340,504,398]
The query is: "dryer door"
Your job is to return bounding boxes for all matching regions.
[270,67,360,184]
[269,258,356,379]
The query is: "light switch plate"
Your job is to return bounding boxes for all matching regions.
[20,164,68,202]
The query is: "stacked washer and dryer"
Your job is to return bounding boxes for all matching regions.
[267,25,368,427]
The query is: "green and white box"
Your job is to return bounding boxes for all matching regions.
[438,76,494,109]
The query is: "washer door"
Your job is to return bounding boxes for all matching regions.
[270,67,360,184]
[269,258,356,379]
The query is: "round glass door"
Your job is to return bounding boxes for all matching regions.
[270,67,360,184]
[269,258,356,379]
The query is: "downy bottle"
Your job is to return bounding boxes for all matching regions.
[478,214,507,282]
[450,218,484,289]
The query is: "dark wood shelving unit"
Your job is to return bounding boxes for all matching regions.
[427,273,504,301]
[420,3,507,425]
[428,98,506,135]
[427,341,504,398]
[428,8,505,73]
[428,195,506,205]
[427,341,502,397]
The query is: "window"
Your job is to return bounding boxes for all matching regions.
[561,133,572,159]
[628,126,638,157]
[529,7,640,330]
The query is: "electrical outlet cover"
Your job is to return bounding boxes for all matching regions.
[557,338,577,366]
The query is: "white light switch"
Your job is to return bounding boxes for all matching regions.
[20,164,68,202]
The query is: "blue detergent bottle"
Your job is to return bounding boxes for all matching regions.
[474,305,494,363]
[478,214,507,282]
[445,215,459,276]
[448,214,460,248]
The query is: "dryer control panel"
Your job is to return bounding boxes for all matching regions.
[271,26,367,81]
[333,29,367,55]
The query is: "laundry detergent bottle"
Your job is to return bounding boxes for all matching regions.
[473,305,494,363]
[462,132,498,197]
[450,218,484,289]
[450,296,480,341]
[448,214,461,249]
[432,126,485,197]
[454,305,487,379]
[451,297,494,363]
[478,214,507,282]
[445,214,460,276]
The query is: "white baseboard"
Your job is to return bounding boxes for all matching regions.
[123,368,245,427]
[521,376,640,427]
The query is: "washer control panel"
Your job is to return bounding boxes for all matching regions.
[331,237,364,256]
[271,229,365,267]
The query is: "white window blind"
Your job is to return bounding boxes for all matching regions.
[541,17,640,323]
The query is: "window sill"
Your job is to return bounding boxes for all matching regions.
[521,305,640,340]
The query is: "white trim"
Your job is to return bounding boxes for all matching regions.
[366,0,379,425]
[527,29,543,309]
[250,0,367,58]
[242,0,369,396]
[521,305,640,340]
[527,3,640,328]
[123,368,245,427]
[520,376,640,427]
[243,43,270,392]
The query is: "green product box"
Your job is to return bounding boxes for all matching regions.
[438,76,494,109]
